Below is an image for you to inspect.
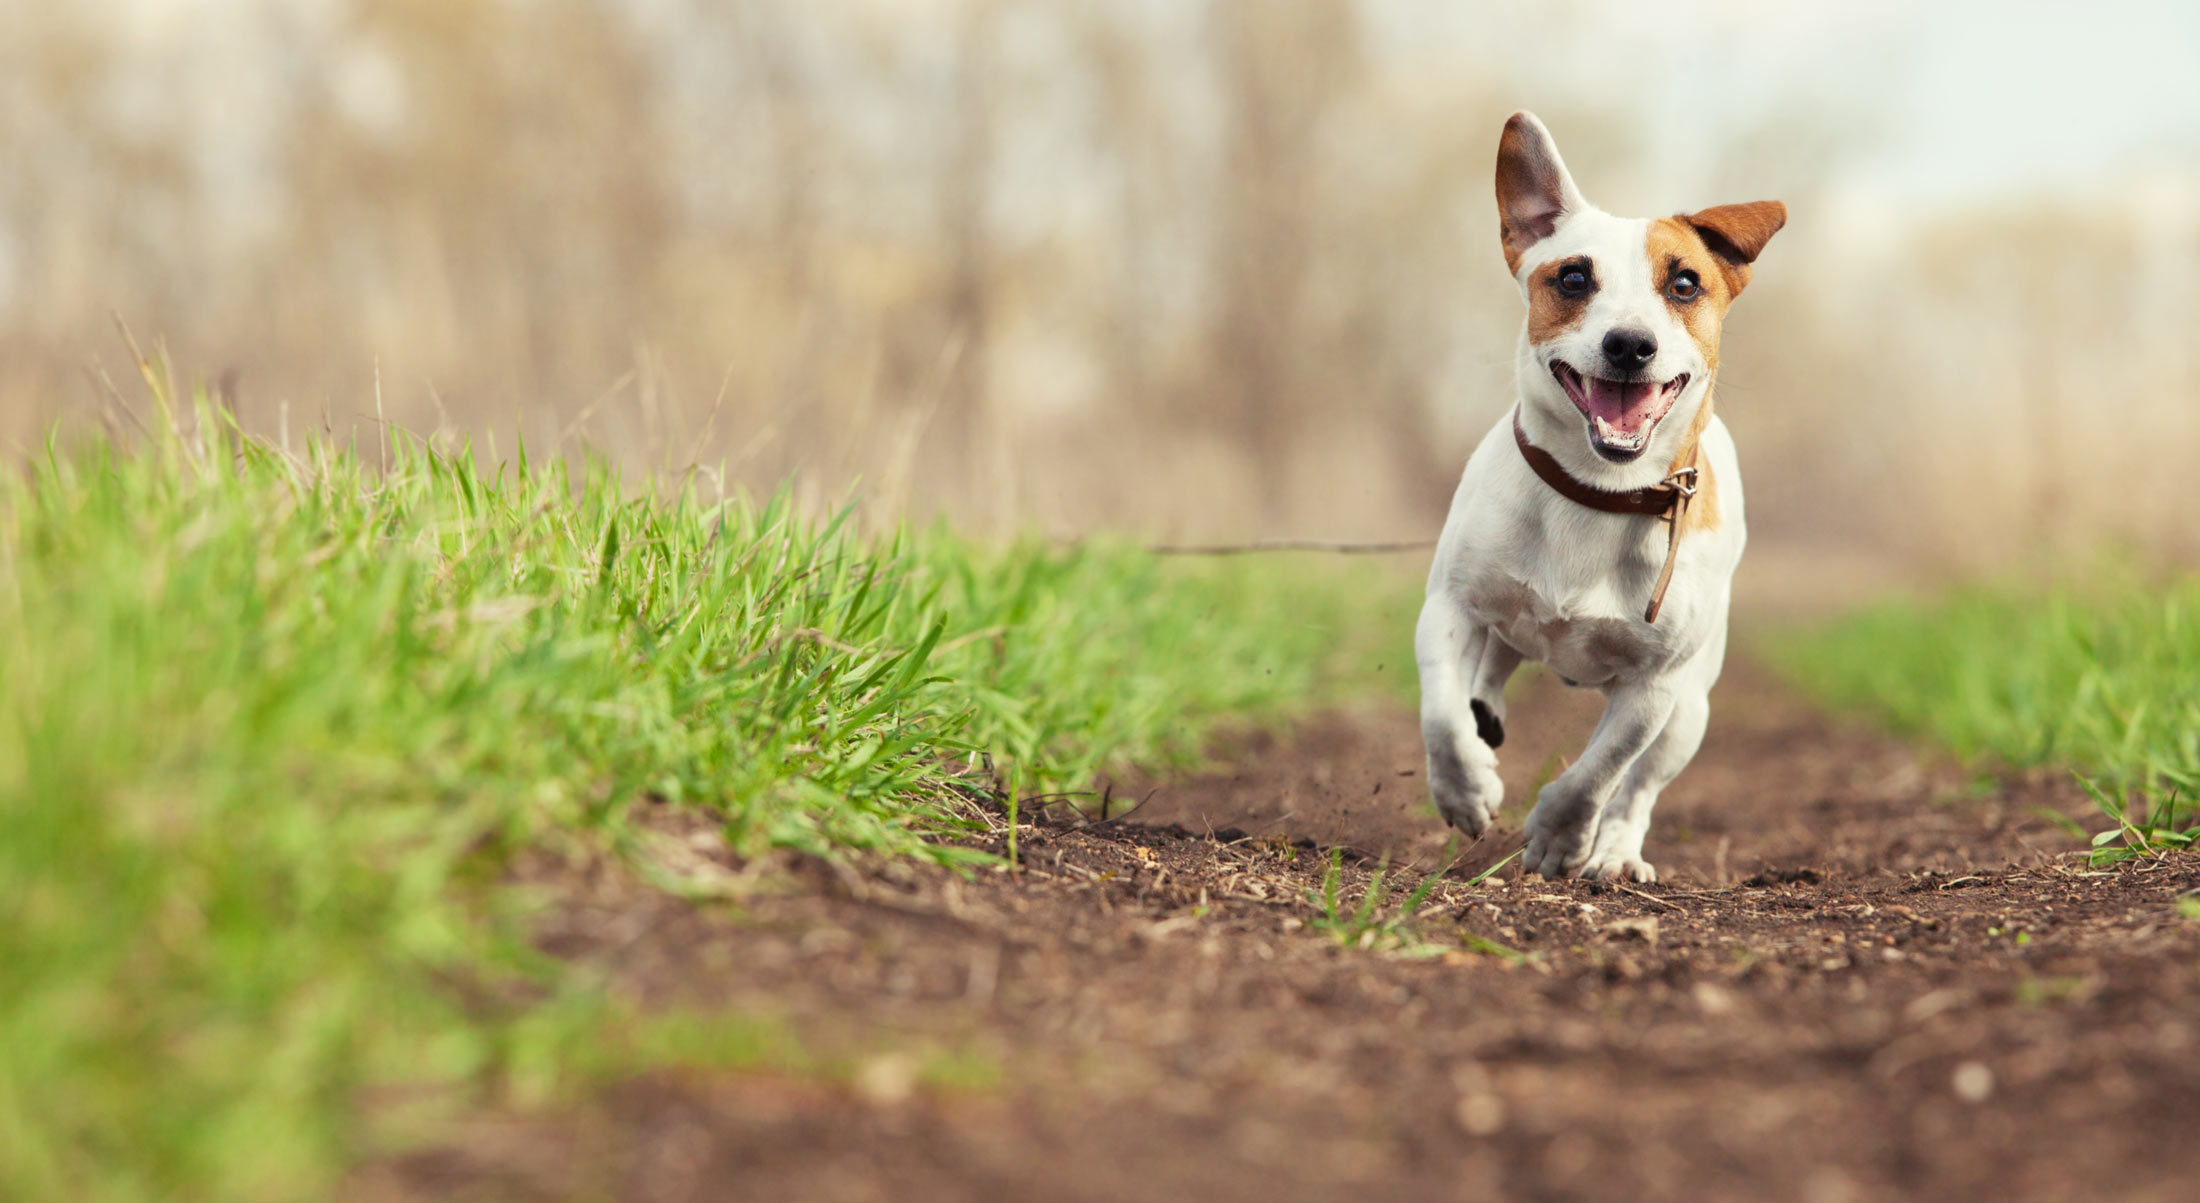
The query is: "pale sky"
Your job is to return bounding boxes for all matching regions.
[1875,0,2200,203]
[1368,0,2200,210]
[95,0,2200,232]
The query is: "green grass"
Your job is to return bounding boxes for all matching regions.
[0,393,1417,1202]
[1772,572,2200,863]
[1303,843,1514,957]
[1306,847,1451,956]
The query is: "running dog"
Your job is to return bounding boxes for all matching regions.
[1417,111,1784,881]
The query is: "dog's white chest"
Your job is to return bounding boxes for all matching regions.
[1460,568,1661,688]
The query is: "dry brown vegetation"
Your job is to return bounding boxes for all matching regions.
[4,1,2197,576]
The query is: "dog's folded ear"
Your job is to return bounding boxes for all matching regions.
[1682,201,1787,295]
[1496,111,1585,273]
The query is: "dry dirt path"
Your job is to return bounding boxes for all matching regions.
[355,662,2200,1203]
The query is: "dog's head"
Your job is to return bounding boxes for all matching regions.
[1497,111,1784,464]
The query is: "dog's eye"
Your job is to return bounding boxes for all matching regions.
[1556,265,1592,296]
[1668,270,1701,301]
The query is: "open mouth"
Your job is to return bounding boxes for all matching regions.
[1550,362,1690,463]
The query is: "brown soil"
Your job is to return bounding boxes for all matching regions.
[350,662,2200,1203]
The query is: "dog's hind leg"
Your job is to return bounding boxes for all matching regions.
[1415,594,1520,837]
[1578,688,1709,883]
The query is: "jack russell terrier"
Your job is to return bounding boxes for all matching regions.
[1417,111,1784,882]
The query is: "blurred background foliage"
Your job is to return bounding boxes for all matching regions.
[3,0,2198,598]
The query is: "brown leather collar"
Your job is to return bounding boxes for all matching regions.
[1511,407,1701,624]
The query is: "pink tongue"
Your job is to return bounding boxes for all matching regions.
[1584,378,1660,433]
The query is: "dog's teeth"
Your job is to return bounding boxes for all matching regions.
[1591,413,1647,448]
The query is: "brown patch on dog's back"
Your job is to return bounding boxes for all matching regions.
[1670,394,1721,535]
[1525,256,1593,343]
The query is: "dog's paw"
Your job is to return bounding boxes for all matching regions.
[1580,855,1657,884]
[1578,816,1654,882]
[1521,789,1597,877]
[1426,728,1503,838]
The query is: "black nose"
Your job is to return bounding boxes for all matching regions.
[1601,327,1658,373]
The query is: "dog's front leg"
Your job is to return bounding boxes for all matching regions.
[1415,593,1521,838]
[1522,680,1679,877]
[1579,688,1711,883]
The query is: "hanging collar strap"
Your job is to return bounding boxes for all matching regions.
[1511,407,1701,623]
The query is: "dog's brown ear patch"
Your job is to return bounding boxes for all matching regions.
[1681,201,1786,296]
[1497,112,1581,273]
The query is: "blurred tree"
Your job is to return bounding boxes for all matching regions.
[279,0,672,432]
[1205,0,1363,516]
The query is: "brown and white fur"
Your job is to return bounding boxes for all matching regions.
[1417,111,1784,881]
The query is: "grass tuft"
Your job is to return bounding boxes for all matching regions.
[1771,571,2200,864]
[1304,843,1472,957]
[0,395,1416,1201]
